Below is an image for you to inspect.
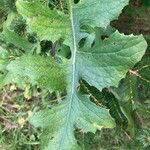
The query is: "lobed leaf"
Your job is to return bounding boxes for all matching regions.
[7,55,69,91]
[16,0,72,45]
[77,30,147,90]
[31,93,115,150]
[11,0,149,149]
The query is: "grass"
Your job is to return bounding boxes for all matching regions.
[0,86,40,150]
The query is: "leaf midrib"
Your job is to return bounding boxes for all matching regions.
[58,0,78,148]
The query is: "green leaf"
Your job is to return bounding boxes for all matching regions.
[14,0,148,149]
[77,30,147,90]
[7,55,68,91]
[31,93,115,150]
[73,0,129,28]
[110,54,150,136]
[16,0,129,44]
[15,0,72,45]
[0,47,10,89]
[0,13,36,52]
[1,28,35,52]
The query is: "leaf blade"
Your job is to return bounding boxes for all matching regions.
[7,55,68,91]
[14,0,148,149]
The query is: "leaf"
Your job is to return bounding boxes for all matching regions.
[0,47,10,89]
[80,80,128,129]
[15,0,72,45]
[7,55,68,91]
[77,30,147,90]
[73,0,129,28]
[1,13,36,52]
[16,0,129,44]
[1,28,35,52]
[0,47,9,71]
[110,53,150,136]
[30,93,115,150]
[14,0,148,149]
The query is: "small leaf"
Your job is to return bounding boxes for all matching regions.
[1,13,36,52]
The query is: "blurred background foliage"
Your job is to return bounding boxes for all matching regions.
[0,0,149,149]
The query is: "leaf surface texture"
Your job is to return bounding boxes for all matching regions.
[9,0,148,149]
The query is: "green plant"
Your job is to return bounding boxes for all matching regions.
[0,0,148,149]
